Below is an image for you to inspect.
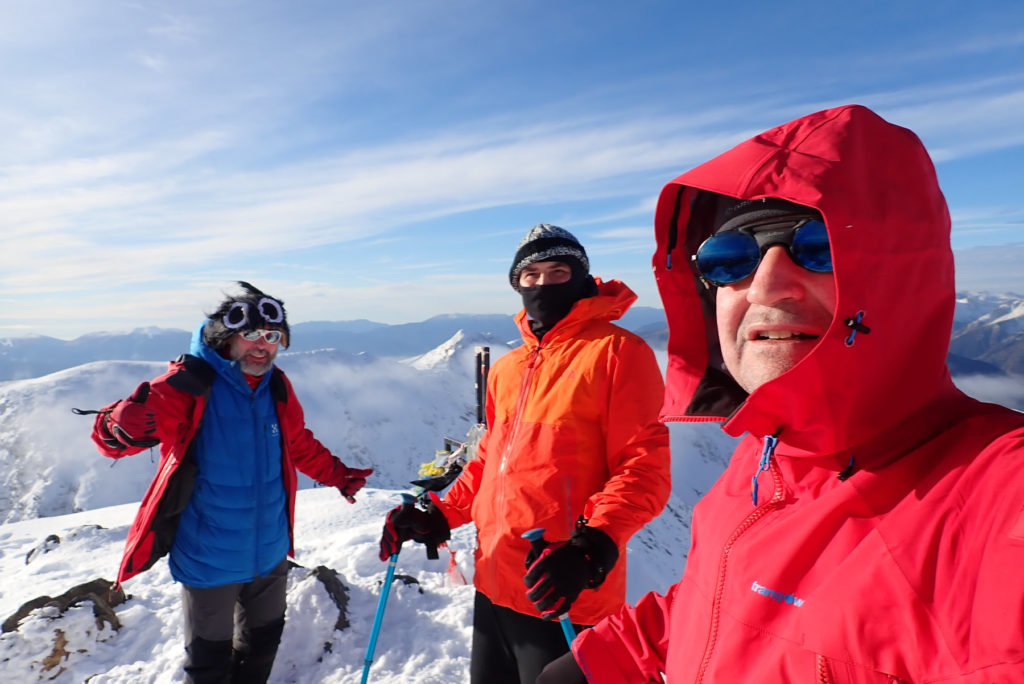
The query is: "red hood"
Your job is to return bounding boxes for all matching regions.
[653,104,957,455]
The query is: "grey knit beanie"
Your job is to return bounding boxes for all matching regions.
[508,224,590,292]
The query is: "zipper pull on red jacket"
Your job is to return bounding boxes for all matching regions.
[751,434,778,506]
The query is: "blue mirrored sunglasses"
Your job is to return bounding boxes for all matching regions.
[692,217,832,287]
[240,329,283,345]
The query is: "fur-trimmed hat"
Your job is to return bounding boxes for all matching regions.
[508,224,590,292]
[202,281,290,349]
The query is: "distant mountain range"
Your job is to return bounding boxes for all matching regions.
[2,293,1024,383]
[949,292,1024,376]
[0,308,668,382]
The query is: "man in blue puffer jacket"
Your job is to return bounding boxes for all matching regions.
[90,281,373,684]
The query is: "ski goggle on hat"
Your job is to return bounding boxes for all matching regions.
[692,217,832,287]
[222,297,285,330]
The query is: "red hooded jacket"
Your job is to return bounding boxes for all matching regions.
[573,106,1024,681]
[437,279,671,625]
[91,355,353,587]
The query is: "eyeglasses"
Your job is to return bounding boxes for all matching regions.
[692,217,832,287]
[239,329,284,345]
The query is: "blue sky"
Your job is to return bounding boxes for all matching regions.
[2,1,1023,340]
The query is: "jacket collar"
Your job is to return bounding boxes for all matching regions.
[189,322,271,395]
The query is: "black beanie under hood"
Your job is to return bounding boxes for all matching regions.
[713,195,821,234]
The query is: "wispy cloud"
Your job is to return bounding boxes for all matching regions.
[1,2,1023,337]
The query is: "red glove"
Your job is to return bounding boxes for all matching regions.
[106,383,159,448]
[338,466,373,497]
[323,462,372,499]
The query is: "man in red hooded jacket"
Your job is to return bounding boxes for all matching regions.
[378,225,671,683]
[539,105,1024,682]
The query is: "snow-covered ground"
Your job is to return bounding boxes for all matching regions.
[0,434,729,684]
[0,487,478,683]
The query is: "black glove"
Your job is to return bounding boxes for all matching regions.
[536,651,587,684]
[378,501,450,561]
[523,524,619,621]
[104,383,160,449]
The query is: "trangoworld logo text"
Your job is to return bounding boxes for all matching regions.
[750,581,805,607]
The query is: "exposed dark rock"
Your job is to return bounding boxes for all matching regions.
[25,534,62,565]
[391,574,423,593]
[287,561,353,658]
[310,565,351,631]
[2,578,126,634]
[25,525,107,565]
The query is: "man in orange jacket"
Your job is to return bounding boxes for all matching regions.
[539,106,1024,682]
[379,224,671,683]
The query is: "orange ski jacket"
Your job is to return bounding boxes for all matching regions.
[437,278,671,625]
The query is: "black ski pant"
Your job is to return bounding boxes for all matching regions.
[470,591,591,684]
[181,558,288,684]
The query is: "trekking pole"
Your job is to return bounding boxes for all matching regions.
[522,528,576,647]
[474,346,490,426]
[361,493,415,684]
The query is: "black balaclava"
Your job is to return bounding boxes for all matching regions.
[202,281,291,350]
[509,224,597,339]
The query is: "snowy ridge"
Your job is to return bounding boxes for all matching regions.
[970,300,1024,333]
[405,330,508,372]
[950,292,1024,375]
[955,291,1024,333]
[953,291,1018,330]
[0,335,506,524]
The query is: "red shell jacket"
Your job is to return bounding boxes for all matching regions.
[436,279,671,625]
[91,355,352,586]
[574,105,1024,681]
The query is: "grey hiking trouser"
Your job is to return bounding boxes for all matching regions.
[181,558,288,684]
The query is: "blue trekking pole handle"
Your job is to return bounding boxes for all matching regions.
[360,493,415,684]
[522,527,576,646]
